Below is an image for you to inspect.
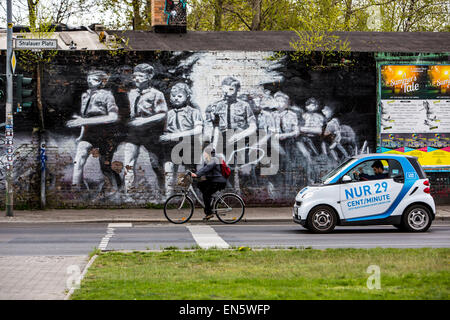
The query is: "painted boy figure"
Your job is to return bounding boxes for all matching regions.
[297,97,325,163]
[204,77,257,190]
[67,70,121,192]
[160,83,203,194]
[273,91,300,187]
[124,63,168,195]
[321,105,349,161]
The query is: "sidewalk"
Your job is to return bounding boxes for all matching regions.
[0,256,88,300]
[0,206,449,223]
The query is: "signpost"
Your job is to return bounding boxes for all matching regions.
[4,0,58,216]
[5,0,13,216]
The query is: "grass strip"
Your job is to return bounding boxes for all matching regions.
[71,248,450,300]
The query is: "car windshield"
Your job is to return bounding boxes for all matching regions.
[321,158,358,185]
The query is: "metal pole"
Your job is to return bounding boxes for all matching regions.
[5,0,14,216]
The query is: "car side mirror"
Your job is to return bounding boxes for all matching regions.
[342,175,352,183]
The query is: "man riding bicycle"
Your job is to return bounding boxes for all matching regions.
[191,147,227,220]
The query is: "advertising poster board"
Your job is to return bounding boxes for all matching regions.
[378,65,450,172]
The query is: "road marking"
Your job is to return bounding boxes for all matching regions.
[187,225,230,249]
[98,227,115,250]
[108,223,133,228]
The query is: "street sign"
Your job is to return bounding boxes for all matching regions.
[14,38,58,50]
[11,51,16,73]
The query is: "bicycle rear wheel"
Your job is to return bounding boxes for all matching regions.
[214,193,245,224]
[164,194,194,224]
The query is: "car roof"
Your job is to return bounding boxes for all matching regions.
[352,153,418,160]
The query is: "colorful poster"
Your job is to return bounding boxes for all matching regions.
[378,65,450,170]
[428,65,450,99]
[380,65,429,99]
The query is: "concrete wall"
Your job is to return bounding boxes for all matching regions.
[1,51,379,208]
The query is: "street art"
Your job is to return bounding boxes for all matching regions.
[1,51,377,208]
[164,0,187,25]
[66,70,121,192]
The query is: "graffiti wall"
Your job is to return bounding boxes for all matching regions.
[2,51,377,208]
[164,0,187,26]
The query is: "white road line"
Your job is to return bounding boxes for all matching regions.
[98,223,133,251]
[98,227,115,250]
[187,225,230,249]
[108,223,133,228]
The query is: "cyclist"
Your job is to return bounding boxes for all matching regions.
[191,147,227,220]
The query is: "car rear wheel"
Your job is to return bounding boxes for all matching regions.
[401,204,432,232]
[306,205,337,233]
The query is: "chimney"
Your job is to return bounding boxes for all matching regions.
[152,0,187,33]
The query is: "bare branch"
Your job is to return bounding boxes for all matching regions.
[222,6,252,30]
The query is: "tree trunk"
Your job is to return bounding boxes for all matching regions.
[214,0,223,31]
[250,0,262,31]
[145,0,152,29]
[404,0,417,32]
[132,0,143,30]
[344,0,353,31]
[27,0,39,29]
[36,63,44,130]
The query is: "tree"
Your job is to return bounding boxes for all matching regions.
[0,0,97,26]
[27,0,40,29]
[288,0,352,68]
[375,0,450,32]
[93,0,152,30]
[17,6,58,130]
[188,0,298,31]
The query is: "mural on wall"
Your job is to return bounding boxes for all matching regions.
[164,0,187,25]
[3,51,376,207]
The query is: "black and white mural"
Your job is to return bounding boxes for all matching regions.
[6,51,377,207]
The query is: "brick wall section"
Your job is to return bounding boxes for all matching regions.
[152,0,166,27]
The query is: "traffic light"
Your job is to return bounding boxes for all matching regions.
[14,74,34,112]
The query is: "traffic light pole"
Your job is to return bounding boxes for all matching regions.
[5,0,13,217]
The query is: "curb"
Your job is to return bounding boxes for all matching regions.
[0,218,295,224]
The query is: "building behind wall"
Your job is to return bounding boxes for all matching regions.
[0,30,449,208]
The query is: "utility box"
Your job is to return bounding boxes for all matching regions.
[152,0,187,33]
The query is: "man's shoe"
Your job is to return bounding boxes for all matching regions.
[203,214,214,221]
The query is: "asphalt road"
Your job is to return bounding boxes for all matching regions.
[1,222,449,255]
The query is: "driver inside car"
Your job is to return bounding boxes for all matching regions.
[353,160,389,181]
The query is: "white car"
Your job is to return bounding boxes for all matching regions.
[293,154,435,233]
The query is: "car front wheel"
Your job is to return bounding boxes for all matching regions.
[306,205,337,233]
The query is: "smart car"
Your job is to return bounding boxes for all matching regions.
[293,154,435,233]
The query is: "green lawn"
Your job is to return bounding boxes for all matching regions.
[71,248,450,300]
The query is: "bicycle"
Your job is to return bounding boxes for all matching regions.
[163,172,245,224]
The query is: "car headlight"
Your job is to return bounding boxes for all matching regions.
[302,192,314,200]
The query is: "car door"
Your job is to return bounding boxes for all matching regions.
[339,159,404,220]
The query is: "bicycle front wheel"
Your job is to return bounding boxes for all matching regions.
[214,193,245,224]
[164,194,194,224]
